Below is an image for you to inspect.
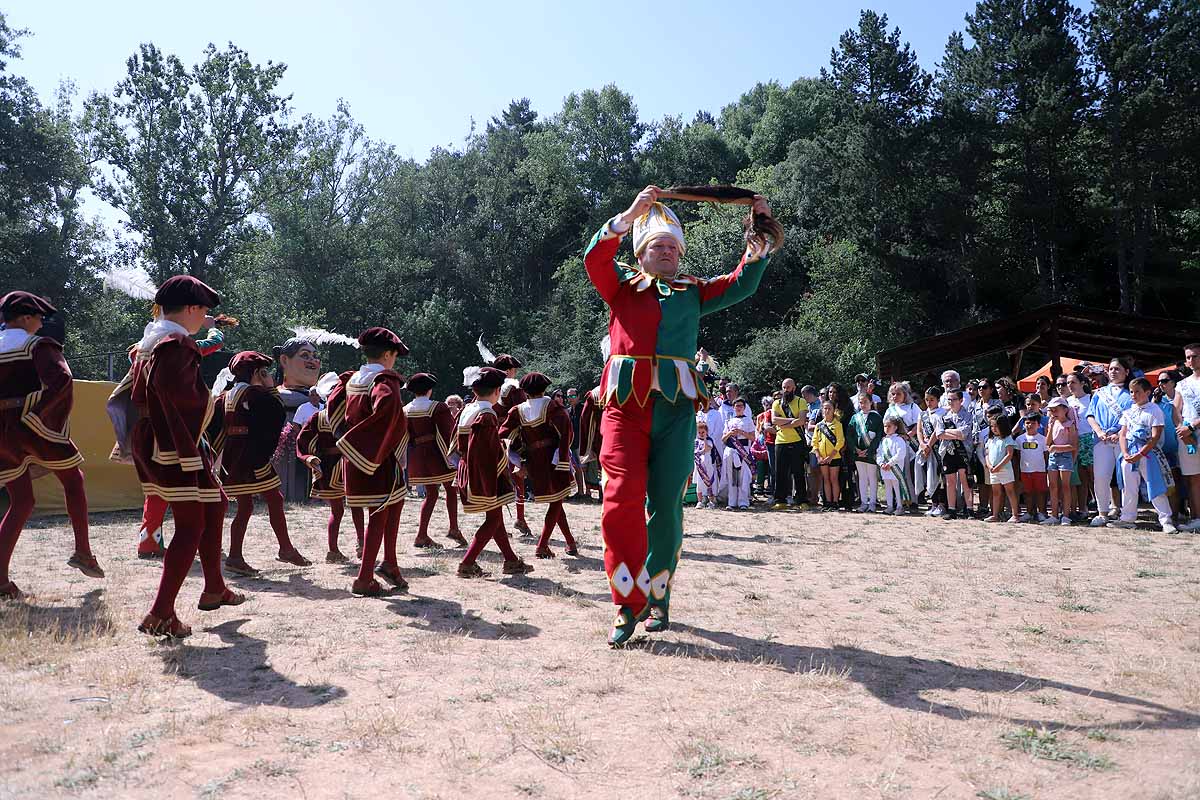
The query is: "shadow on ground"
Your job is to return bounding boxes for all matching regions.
[635,623,1200,732]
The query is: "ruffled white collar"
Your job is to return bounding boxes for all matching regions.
[349,363,386,387]
[0,328,31,353]
[137,319,189,352]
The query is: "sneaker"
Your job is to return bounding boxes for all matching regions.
[944,511,959,520]
[798,503,811,511]
[695,501,705,510]
[1060,515,1072,526]
[1180,519,1200,532]
[930,506,946,518]
[771,503,788,511]
[1018,513,1031,523]
[1107,509,1121,521]
[1036,513,1049,523]
[706,501,718,510]
[1163,522,1179,535]
[1039,516,1059,526]
[1111,519,1137,529]
[1089,515,1108,527]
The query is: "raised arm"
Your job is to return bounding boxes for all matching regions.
[584,185,662,304]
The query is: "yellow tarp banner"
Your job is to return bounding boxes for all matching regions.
[31,380,144,516]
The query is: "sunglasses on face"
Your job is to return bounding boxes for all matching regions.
[1158,377,1173,384]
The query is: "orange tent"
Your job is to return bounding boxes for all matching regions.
[1018,359,1176,393]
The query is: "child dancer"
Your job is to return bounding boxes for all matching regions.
[1044,397,1078,526]
[209,351,311,575]
[403,373,466,548]
[500,372,578,558]
[693,419,721,509]
[877,417,912,514]
[129,276,245,637]
[297,371,365,562]
[338,328,410,596]
[0,291,104,600]
[985,411,1020,524]
[456,366,534,577]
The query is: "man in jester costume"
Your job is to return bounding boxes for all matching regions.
[584,184,776,646]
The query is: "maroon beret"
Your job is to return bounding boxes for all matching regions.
[357,326,409,355]
[155,275,220,308]
[404,372,437,394]
[471,366,507,392]
[519,372,552,395]
[0,291,57,317]
[229,350,273,380]
[491,353,522,370]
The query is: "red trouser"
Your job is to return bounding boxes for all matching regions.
[599,397,695,615]
[417,482,459,539]
[327,498,365,552]
[228,489,295,559]
[139,495,168,552]
[462,508,518,564]
[538,501,576,551]
[0,468,91,584]
[149,497,228,619]
[356,500,403,583]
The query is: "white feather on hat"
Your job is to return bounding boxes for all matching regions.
[462,365,483,388]
[290,326,360,348]
[101,266,157,301]
[476,335,496,364]
[211,367,235,398]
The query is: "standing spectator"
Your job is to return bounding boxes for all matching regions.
[770,378,809,511]
[827,382,856,509]
[1024,393,1049,435]
[705,396,726,460]
[1174,343,1200,530]
[984,410,1020,523]
[995,377,1022,429]
[1087,357,1135,527]
[722,398,756,510]
[565,388,588,498]
[884,382,920,511]
[1044,397,1078,526]
[854,374,881,406]
[939,370,962,409]
[1035,375,1054,405]
[849,393,884,512]
[971,379,1003,516]
[755,396,776,495]
[803,385,823,506]
[877,416,912,515]
[719,383,741,426]
[917,386,946,516]
[812,400,844,510]
[935,389,974,519]
[1114,377,1177,533]
[693,419,721,510]
[1015,414,1049,522]
[1064,372,1093,518]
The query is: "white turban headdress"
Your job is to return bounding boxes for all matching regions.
[632,202,685,258]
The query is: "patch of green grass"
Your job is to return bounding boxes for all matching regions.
[1031,694,1058,706]
[1019,623,1047,635]
[1085,729,1122,743]
[977,789,1029,800]
[54,768,99,791]
[726,789,775,800]
[865,586,888,593]
[1001,727,1115,770]
[995,587,1025,598]
[1134,569,1167,578]
[1059,601,1101,613]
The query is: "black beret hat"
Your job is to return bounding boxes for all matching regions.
[154,275,220,308]
[0,291,56,317]
[519,372,552,395]
[491,353,522,370]
[357,327,409,355]
[404,372,438,394]
[472,366,507,392]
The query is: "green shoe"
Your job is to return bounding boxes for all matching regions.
[644,606,670,633]
[608,605,649,648]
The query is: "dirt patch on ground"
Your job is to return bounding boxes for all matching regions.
[1,499,1198,799]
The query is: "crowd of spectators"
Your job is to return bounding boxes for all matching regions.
[684,344,1200,535]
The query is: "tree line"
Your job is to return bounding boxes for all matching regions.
[2,2,1198,392]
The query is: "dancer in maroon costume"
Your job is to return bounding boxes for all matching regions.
[208,351,311,575]
[296,372,365,562]
[0,292,104,600]
[129,276,245,638]
[500,372,578,558]
[403,373,466,548]
[456,367,534,578]
[338,327,410,597]
[490,353,534,537]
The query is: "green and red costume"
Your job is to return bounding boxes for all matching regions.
[583,215,770,627]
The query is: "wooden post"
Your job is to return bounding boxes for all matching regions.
[1008,349,1024,381]
[1048,319,1063,378]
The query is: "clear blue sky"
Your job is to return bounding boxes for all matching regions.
[9,0,1001,161]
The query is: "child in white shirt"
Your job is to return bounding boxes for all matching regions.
[693,420,721,510]
[1014,414,1048,521]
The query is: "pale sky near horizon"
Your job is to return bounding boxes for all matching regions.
[8,0,1009,162]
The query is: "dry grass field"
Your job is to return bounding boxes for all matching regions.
[1,496,1198,799]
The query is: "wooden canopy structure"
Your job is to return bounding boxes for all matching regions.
[876,303,1200,382]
